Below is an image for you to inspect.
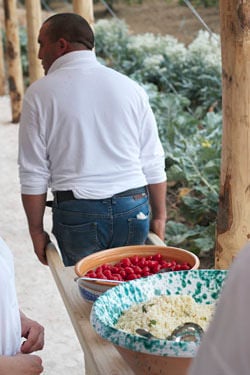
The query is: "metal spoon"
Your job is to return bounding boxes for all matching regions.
[158,267,172,273]
[135,328,156,339]
[167,322,204,343]
[136,322,204,343]
[75,276,124,284]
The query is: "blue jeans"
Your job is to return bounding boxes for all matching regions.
[51,187,150,266]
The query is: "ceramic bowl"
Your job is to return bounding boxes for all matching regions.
[75,245,200,303]
[90,269,228,375]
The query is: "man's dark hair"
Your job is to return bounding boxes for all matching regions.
[43,13,94,50]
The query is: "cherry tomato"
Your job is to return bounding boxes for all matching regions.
[103,269,112,278]
[133,265,142,274]
[126,274,137,281]
[96,272,107,279]
[120,258,131,267]
[130,255,140,265]
[138,257,146,267]
[124,266,134,275]
[85,271,97,278]
[110,266,120,273]
[152,263,161,273]
[142,266,150,273]
[152,253,163,261]
[101,263,111,270]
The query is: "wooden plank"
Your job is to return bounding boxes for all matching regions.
[72,0,94,29]
[216,1,250,268]
[46,242,134,375]
[146,231,166,246]
[25,0,43,83]
[3,0,24,123]
[0,21,6,95]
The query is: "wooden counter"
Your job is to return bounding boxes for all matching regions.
[46,233,166,375]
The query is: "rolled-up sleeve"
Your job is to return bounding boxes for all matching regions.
[18,93,50,194]
[139,96,166,184]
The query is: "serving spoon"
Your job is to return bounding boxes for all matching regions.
[136,322,204,343]
[75,276,124,284]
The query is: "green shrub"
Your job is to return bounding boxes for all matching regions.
[94,19,222,256]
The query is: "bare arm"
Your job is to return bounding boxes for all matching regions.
[148,181,167,241]
[0,353,43,375]
[21,194,50,265]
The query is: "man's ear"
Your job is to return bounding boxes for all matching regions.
[57,38,69,55]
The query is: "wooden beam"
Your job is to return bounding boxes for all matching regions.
[216,1,250,268]
[25,0,43,84]
[3,0,24,123]
[72,0,94,29]
[0,24,6,95]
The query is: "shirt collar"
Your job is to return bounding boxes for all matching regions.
[47,51,98,75]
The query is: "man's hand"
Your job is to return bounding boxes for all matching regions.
[150,218,166,241]
[20,311,44,354]
[0,353,43,375]
[30,231,50,266]
[21,193,50,265]
[148,182,167,241]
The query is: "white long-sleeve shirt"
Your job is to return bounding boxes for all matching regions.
[0,237,21,355]
[18,51,166,199]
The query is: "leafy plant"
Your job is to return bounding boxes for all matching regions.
[94,19,222,256]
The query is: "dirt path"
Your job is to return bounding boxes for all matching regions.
[94,0,220,44]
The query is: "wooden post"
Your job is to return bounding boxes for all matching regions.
[3,0,24,123]
[25,0,43,84]
[215,1,250,268]
[0,24,6,95]
[72,0,94,29]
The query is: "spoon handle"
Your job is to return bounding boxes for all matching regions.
[76,276,124,284]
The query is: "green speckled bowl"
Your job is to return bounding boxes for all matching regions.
[90,270,227,361]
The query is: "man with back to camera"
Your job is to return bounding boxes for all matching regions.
[18,13,167,267]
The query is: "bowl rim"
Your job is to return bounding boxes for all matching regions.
[75,245,200,286]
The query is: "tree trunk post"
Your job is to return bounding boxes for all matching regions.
[216,1,250,268]
[72,0,94,29]
[0,24,6,95]
[25,0,43,84]
[3,0,24,123]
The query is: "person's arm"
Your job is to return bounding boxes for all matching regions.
[148,181,167,241]
[21,193,50,265]
[19,311,44,354]
[0,353,43,375]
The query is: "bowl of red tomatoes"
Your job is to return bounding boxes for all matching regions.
[75,245,200,303]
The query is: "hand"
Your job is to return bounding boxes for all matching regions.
[0,353,43,375]
[30,231,50,266]
[150,218,166,241]
[20,312,44,354]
